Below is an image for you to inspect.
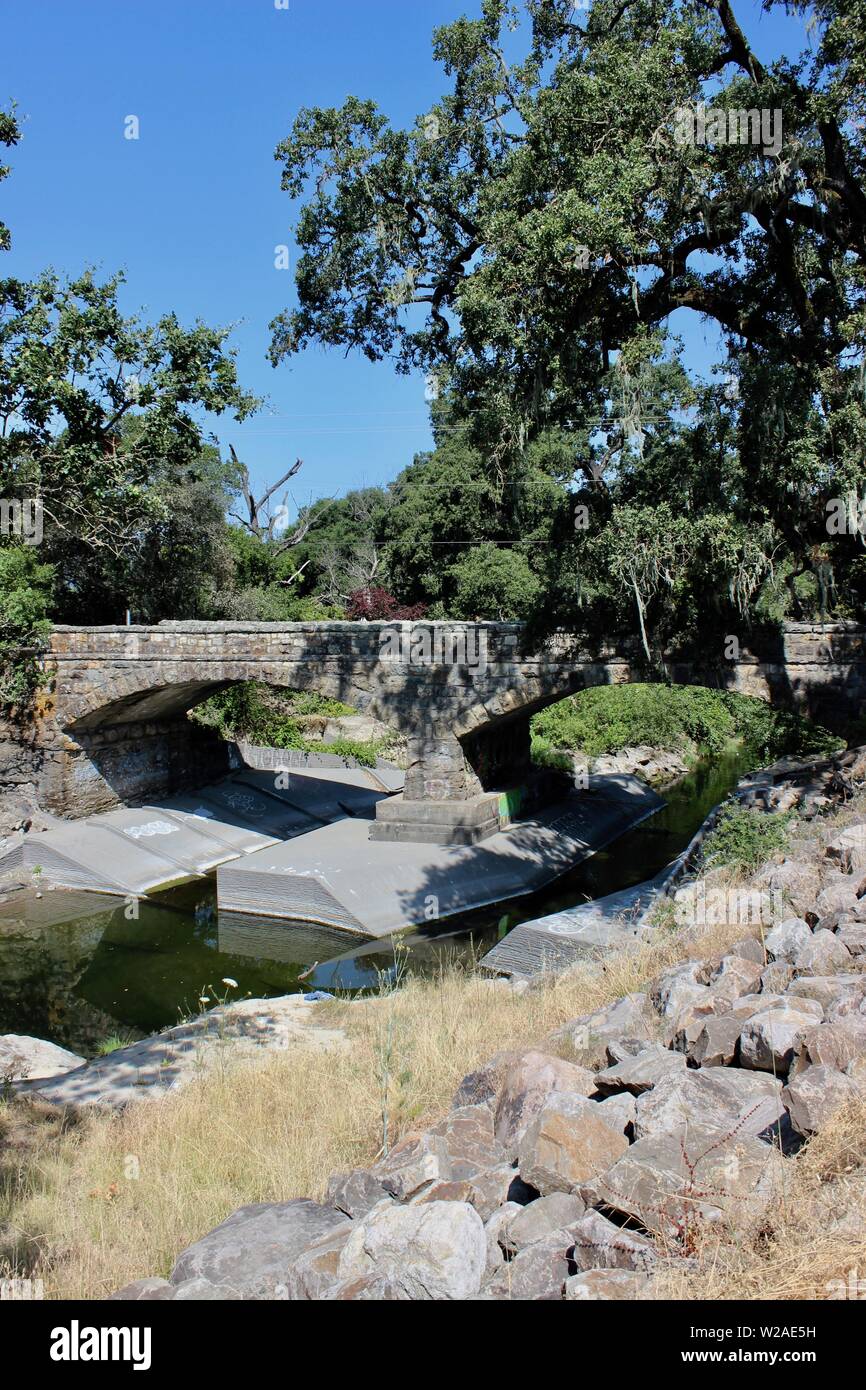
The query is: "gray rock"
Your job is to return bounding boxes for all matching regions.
[467,1163,523,1220]
[739,1003,826,1074]
[633,1066,785,1142]
[593,1126,785,1236]
[483,1201,522,1273]
[548,993,655,1071]
[794,929,853,976]
[337,1199,486,1300]
[782,1063,863,1136]
[171,1276,242,1301]
[493,1049,596,1155]
[373,1132,451,1200]
[764,917,812,964]
[826,824,866,873]
[430,1103,505,1178]
[703,955,764,1000]
[326,1168,390,1219]
[565,1269,652,1300]
[569,1209,656,1272]
[324,1274,412,1300]
[109,1277,175,1301]
[815,880,862,919]
[594,1044,687,1095]
[452,1049,519,1109]
[760,859,819,918]
[760,961,795,994]
[789,1020,866,1078]
[517,1092,629,1195]
[170,1199,348,1299]
[0,1033,85,1081]
[595,1091,637,1133]
[835,922,866,957]
[649,962,706,1019]
[689,1013,743,1067]
[787,975,858,1011]
[501,1192,586,1253]
[484,1226,579,1300]
[282,1225,353,1300]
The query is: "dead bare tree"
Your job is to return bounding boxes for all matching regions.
[228,446,314,554]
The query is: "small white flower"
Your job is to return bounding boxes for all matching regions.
[198,995,209,1005]
[222,977,238,989]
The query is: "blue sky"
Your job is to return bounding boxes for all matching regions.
[2,0,814,508]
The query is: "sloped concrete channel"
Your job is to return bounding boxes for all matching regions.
[0,756,663,939]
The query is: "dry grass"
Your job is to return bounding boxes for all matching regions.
[655,1097,866,1301]
[0,912,757,1300]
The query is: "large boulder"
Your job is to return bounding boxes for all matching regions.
[787,975,859,1012]
[337,1200,486,1300]
[0,1033,84,1081]
[739,1002,825,1074]
[594,1044,687,1095]
[429,1104,505,1178]
[835,922,866,957]
[701,954,765,1000]
[789,1020,866,1078]
[689,1013,744,1068]
[452,1049,520,1109]
[467,1163,528,1220]
[568,1209,656,1273]
[372,1133,452,1201]
[793,929,853,976]
[170,1200,349,1299]
[548,994,656,1070]
[493,1050,596,1155]
[499,1192,586,1253]
[782,1064,863,1137]
[565,1269,652,1300]
[758,859,820,918]
[591,1127,785,1236]
[326,1168,391,1219]
[517,1092,629,1195]
[814,880,862,919]
[633,1066,785,1142]
[484,1226,582,1300]
[649,962,706,1019]
[826,824,866,874]
[764,918,812,964]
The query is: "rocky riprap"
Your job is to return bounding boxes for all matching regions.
[111,821,866,1302]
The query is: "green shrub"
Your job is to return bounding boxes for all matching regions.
[701,803,791,874]
[0,545,54,711]
[530,683,841,763]
[190,682,382,765]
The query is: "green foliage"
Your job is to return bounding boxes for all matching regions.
[530,684,841,762]
[449,542,541,621]
[270,0,866,637]
[0,269,258,623]
[701,804,792,874]
[190,683,381,765]
[0,104,20,252]
[0,546,53,711]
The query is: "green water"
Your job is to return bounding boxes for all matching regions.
[0,747,754,1056]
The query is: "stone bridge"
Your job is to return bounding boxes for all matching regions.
[8,620,865,841]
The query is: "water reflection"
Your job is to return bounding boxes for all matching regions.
[0,749,754,1055]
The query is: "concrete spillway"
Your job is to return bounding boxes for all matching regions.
[0,764,401,898]
[216,773,664,938]
[2,759,664,942]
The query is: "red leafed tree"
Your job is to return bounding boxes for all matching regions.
[346,586,427,621]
